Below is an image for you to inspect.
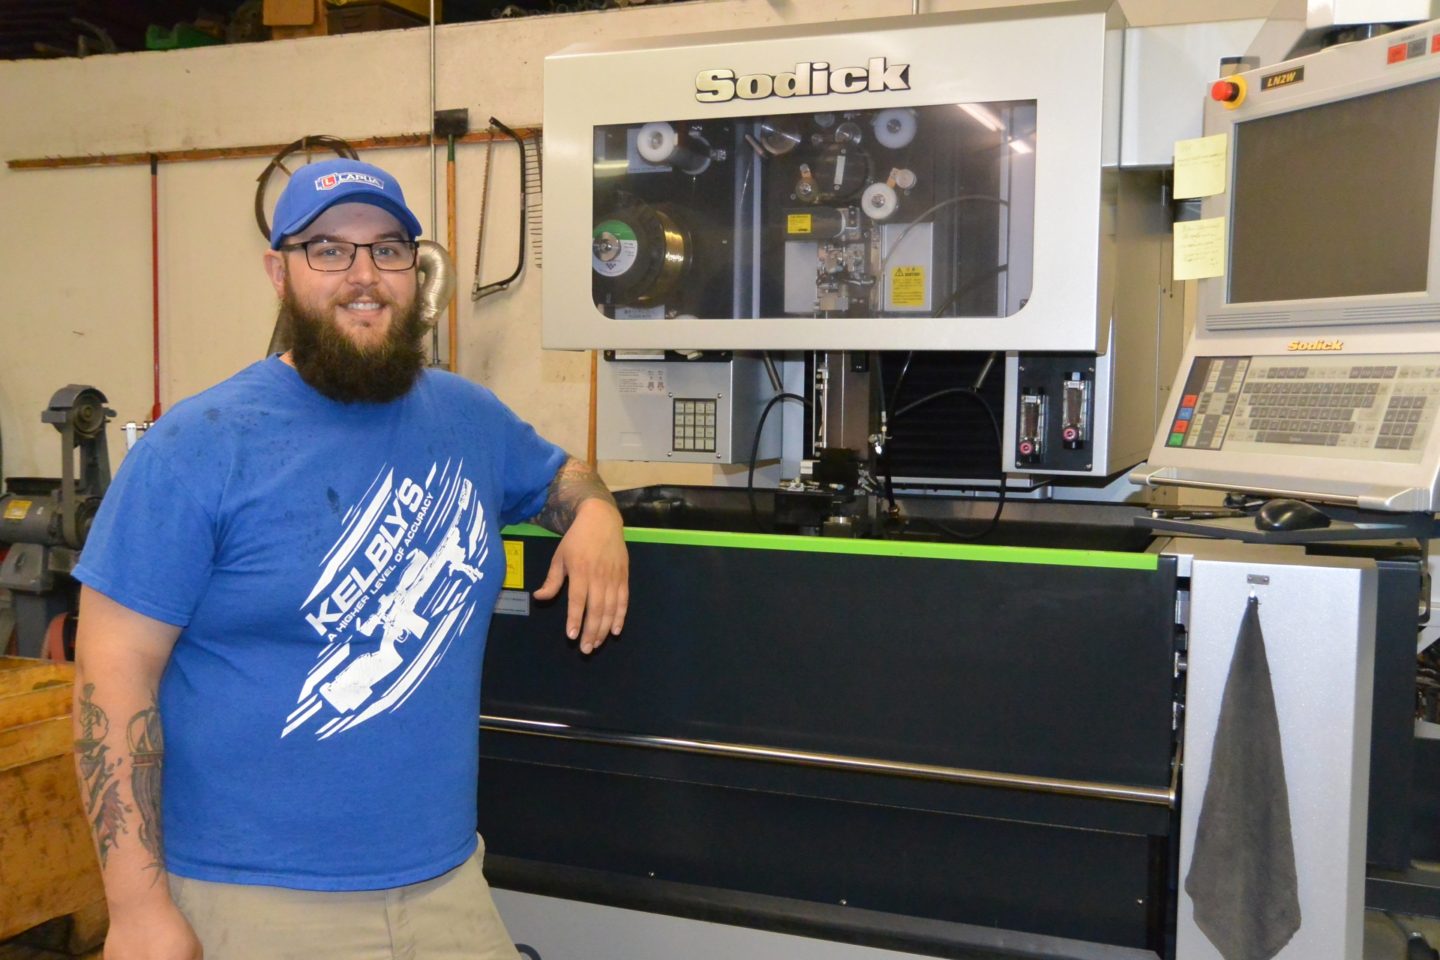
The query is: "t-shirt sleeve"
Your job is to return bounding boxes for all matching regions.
[495,404,568,527]
[72,443,217,627]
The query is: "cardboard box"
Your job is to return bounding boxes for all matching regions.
[329,1,428,34]
[330,0,440,20]
[0,657,105,942]
[265,0,329,37]
[266,0,439,37]
[263,0,320,26]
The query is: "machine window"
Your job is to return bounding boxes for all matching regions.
[591,101,1037,321]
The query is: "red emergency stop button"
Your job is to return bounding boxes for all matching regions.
[1210,76,1247,109]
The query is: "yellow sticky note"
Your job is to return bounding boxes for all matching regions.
[1173,133,1227,200]
[503,540,525,590]
[1174,217,1226,281]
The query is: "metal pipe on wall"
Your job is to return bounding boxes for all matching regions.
[149,155,162,421]
[446,135,458,371]
[428,0,440,364]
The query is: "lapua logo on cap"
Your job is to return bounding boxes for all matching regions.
[315,172,385,191]
[695,58,911,103]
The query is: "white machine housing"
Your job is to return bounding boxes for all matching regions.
[1135,19,1440,510]
[543,1,1132,352]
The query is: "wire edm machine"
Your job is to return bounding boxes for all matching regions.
[478,5,1440,960]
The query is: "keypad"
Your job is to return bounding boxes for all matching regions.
[672,398,717,453]
[1168,355,1440,457]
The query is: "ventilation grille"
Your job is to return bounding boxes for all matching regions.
[879,351,1006,484]
[1207,303,1440,331]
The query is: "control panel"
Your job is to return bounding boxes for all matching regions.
[1165,354,1440,462]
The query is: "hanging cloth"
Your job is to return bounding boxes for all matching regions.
[1184,596,1302,960]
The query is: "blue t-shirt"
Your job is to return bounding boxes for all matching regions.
[73,357,566,890]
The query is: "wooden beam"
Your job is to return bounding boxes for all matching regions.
[7,127,539,171]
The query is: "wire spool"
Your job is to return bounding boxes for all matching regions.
[636,122,712,175]
[592,201,691,306]
[873,108,918,149]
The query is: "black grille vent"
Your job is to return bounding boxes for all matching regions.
[882,351,1006,484]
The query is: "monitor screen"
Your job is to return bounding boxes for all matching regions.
[1228,77,1440,304]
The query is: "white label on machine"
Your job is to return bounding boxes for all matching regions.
[494,590,531,617]
[614,305,666,320]
[617,368,667,395]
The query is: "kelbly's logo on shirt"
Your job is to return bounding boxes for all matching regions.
[283,460,490,740]
[315,171,384,191]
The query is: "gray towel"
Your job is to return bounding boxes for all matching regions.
[1184,597,1301,960]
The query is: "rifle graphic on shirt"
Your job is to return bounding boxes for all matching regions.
[319,480,482,713]
[284,461,491,740]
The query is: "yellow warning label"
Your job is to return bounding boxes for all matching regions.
[787,213,812,235]
[503,540,525,590]
[890,266,926,307]
[3,499,31,521]
[506,544,529,590]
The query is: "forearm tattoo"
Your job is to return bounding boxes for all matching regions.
[75,683,128,869]
[126,701,165,872]
[532,458,618,534]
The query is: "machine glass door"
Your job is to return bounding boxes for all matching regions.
[590,101,1036,324]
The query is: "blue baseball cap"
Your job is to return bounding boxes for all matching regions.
[269,158,424,249]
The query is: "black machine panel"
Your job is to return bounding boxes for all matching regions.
[478,525,1181,954]
[1014,354,1097,473]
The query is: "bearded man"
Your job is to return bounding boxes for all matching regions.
[70,158,628,960]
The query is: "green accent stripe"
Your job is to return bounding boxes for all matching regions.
[500,523,1156,571]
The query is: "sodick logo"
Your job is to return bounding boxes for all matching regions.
[1287,339,1344,351]
[695,58,911,103]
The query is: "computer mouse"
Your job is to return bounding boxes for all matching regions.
[1254,498,1331,532]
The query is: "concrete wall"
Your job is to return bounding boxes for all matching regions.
[0,0,1271,486]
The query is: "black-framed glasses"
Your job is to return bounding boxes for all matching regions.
[280,239,418,272]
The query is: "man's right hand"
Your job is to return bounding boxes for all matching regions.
[104,900,203,960]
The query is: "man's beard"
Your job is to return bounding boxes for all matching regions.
[279,279,428,404]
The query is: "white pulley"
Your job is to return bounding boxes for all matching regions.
[861,182,899,220]
[637,122,679,164]
[873,109,918,149]
[637,122,712,175]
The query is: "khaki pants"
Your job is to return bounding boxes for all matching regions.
[167,840,519,960]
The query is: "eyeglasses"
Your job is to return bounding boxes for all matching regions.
[280,239,418,272]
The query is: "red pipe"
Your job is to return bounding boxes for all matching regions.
[150,154,162,421]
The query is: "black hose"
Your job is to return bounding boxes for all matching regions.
[747,392,810,531]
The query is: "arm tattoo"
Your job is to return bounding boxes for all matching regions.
[75,683,129,869]
[127,700,166,873]
[532,457,618,534]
